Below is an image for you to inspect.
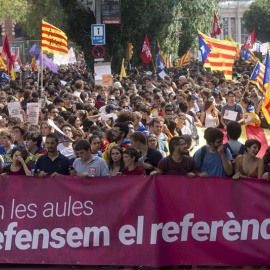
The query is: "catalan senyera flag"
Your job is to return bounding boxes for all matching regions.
[155,40,173,68]
[250,61,265,94]
[176,50,190,67]
[41,20,68,55]
[198,30,237,80]
[262,51,270,124]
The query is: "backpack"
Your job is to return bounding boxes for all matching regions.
[223,142,245,175]
[163,155,190,175]
[197,145,227,170]
[223,143,245,163]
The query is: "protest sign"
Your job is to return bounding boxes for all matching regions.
[0,176,269,266]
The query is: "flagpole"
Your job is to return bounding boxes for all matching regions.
[37,63,40,90]
[41,50,43,92]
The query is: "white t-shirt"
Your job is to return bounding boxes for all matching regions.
[180,125,192,135]
[57,143,75,160]
[205,112,218,128]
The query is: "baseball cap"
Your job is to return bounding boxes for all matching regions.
[105,104,117,114]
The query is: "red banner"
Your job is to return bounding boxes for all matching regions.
[0,176,269,266]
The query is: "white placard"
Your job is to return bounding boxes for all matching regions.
[7,102,23,122]
[27,103,41,124]
[158,70,167,79]
[223,110,238,121]
[94,62,111,81]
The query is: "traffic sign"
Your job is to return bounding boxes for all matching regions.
[92,45,106,59]
[91,24,105,45]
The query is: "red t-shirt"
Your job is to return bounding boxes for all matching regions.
[2,165,31,175]
[122,166,144,176]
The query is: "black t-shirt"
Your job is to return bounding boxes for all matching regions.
[143,147,163,175]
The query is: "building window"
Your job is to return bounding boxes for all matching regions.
[14,24,22,40]
[231,17,236,41]
[223,17,229,38]
[241,18,248,44]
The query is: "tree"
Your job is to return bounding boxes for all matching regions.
[243,0,270,42]
[178,0,219,57]
[0,0,28,22]
[20,0,66,39]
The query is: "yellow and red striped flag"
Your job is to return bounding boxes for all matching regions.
[156,40,173,68]
[262,51,270,124]
[176,50,190,67]
[31,53,37,72]
[198,30,237,80]
[0,55,7,71]
[250,62,265,95]
[41,20,68,55]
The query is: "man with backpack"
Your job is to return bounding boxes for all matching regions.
[194,128,233,177]
[150,136,197,177]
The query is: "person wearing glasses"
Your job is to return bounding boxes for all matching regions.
[102,122,131,163]
[150,136,197,177]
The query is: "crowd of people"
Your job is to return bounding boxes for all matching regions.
[0,57,269,180]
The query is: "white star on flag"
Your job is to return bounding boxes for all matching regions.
[200,45,205,55]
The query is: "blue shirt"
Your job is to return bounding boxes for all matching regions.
[194,146,233,177]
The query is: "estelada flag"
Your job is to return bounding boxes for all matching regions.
[140,35,152,64]
[250,61,265,95]
[41,20,68,55]
[262,51,270,124]
[176,50,190,67]
[198,30,237,80]
[210,13,221,38]
[242,29,256,50]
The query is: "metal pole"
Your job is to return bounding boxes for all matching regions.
[95,0,102,24]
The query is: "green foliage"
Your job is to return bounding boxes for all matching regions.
[0,0,28,22]
[178,0,219,57]
[20,0,66,39]
[60,0,96,67]
[243,0,270,42]
[20,0,218,71]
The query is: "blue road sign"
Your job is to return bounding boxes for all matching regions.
[91,24,105,45]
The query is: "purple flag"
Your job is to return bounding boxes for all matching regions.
[29,44,39,60]
[42,54,58,73]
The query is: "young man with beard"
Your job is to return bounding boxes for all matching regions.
[150,136,197,177]
[194,128,233,177]
[102,122,131,162]
[35,133,70,178]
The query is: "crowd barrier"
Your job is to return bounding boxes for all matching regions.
[0,175,269,266]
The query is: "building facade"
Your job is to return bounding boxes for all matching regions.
[218,0,254,43]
